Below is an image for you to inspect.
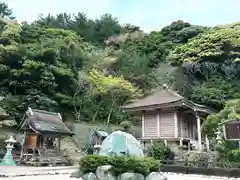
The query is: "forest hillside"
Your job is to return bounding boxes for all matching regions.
[0,2,239,135]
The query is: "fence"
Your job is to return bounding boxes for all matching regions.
[160,160,240,177]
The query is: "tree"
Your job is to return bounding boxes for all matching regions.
[190,77,240,109]
[202,99,240,137]
[169,24,240,108]
[0,1,239,129]
[87,69,142,125]
[0,2,14,19]
[170,27,240,65]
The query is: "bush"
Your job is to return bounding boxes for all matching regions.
[79,155,160,176]
[228,149,240,163]
[114,120,133,133]
[216,140,238,160]
[186,151,219,167]
[147,142,174,161]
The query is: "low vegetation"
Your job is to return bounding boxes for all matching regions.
[147,142,175,161]
[79,155,160,176]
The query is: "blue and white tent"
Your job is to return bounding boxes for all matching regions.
[98,131,144,157]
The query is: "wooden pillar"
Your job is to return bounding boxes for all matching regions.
[157,112,160,137]
[193,120,196,140]
[57,136,61,156]
[205,134,209,151]
[179,138,183,146]
[20,131,27,158]
[42,136,46,156]
[188,140,191,151]
[164,139,167,146]
[174,112,178,138]
[196,113,202,151]
[142,113,145,138]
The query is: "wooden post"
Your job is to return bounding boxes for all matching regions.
[164,139,167,146]
[180,138,183,146]
[188,140,190,151]
[57,136,61,156]
[142,113,145,138]
[205,134,210,151]
[196,114,202,151]
[174,112,178,138]
[20,131,26,158]
[157,112,160,137]
[43,136,46,156]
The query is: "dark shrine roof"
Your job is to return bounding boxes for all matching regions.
[19,108,74,136]
[122,85,216,114]
[93,129,109,137]
[219,118,240,125]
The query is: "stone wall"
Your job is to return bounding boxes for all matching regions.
[78,165,167,180]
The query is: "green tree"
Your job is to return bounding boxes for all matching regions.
[0,2,14,19]
[87,69,142,125]
[202,99,240,136]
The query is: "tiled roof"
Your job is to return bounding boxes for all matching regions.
[94,129,109,137]
[19,108,74,136]
[122,87,184,109]
[122,85,216,114]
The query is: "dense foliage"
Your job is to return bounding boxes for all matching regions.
[79,155,160,176]
[202,99,240,136]
[227,149,240,163]
[0,2,239,130]
[147,142,174,161]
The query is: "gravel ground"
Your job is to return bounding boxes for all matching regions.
[1,173,239,180]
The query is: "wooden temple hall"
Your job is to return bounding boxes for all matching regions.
[18,107,74,159]
[122,85,216,151]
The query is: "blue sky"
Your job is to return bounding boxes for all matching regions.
[4,0,240,32]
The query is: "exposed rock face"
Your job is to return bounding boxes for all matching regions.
[96,165,116,180]
[82,172,97,180]
[146,172,167,180]
[117,172,144,180]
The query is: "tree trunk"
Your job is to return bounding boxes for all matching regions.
[106,101,114,126]
[74,106,81,122]
[92,101,102,122]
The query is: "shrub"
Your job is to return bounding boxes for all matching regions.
[186,151,219,167]
[147,142,174,161]
[114,120,133,133]
[215,140,238,160]
[228,149,240,163]
[119,120,133,132]
[79,155,160,176]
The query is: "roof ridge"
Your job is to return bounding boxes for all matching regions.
[165,88,184,99]
[32,109,59,116]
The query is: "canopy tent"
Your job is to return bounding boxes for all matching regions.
[99,131,144,157]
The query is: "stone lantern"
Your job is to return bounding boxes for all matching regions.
[0,136,17,166]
